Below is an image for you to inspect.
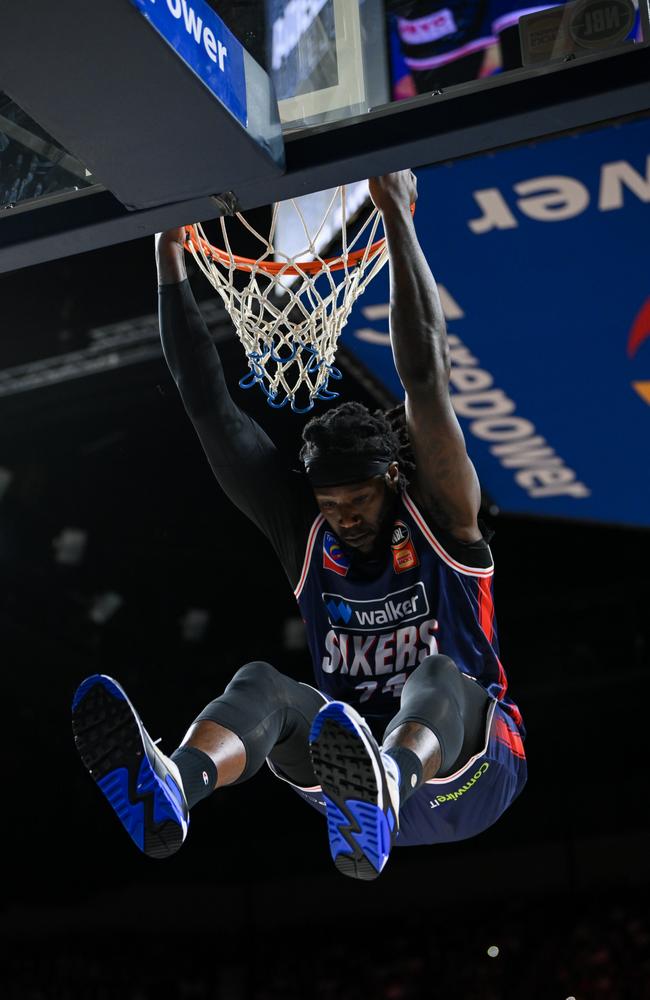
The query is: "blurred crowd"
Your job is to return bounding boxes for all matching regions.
[3,888,649,999]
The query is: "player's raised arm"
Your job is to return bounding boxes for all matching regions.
[156,227,243,423]
[155,230,313,580]
[368,172,482,542]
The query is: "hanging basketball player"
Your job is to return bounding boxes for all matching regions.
[72,171,527,880]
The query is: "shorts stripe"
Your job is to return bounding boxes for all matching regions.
[495,716,526,758]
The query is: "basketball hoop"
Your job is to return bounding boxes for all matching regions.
[184,188,412,413]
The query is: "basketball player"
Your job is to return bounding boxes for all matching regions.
[72,171,526,880]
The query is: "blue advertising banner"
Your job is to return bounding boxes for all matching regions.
[129,0,247,126]
[341,117,650,527]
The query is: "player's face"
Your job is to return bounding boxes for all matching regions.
[313,468,399,555]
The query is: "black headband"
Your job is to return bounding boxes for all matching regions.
[304,455,392,487]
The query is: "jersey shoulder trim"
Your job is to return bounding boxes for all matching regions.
[294,514,325,599]
[403,492,494,578]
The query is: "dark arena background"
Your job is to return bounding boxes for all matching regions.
[1,1,650,998]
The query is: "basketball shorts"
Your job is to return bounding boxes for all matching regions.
[267,698,527,846]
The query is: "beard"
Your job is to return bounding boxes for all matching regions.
[345,489,400,577]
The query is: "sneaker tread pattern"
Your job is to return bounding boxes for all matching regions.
[71,677,184,859]
[310,715,389,881]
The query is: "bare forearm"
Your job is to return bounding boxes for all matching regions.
[382,205,449,387]
[156,237,187,286]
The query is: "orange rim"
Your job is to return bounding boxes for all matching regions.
[183,203,415,277]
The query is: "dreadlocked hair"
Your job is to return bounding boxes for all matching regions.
[384,402,417,486]
[302,401,494,542]
[300,400,415,488]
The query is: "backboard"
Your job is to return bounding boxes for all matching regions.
[0,0,649,272]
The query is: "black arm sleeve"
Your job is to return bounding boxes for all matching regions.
[158,279,315,589]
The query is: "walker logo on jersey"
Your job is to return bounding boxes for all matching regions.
[391,520,419,574]
[324,598,353,625]
[322,583,429,632]
[322,531,350,577]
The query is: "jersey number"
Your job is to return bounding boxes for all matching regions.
[355,673,407,703]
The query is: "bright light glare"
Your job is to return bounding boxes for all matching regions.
[487,946,499,958]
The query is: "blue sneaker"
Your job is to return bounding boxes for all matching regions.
[71,674,189,859]
[309,701,400,880]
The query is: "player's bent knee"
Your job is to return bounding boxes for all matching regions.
[402,654,461,699]
[388,655,464,730]
[384,654,475,775]
[226,660,292,703]
[196,661,287,729]
[220,660,308,721]
[229,660,280,689]
[415,653,459,678]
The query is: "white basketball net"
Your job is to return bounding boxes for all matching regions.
[185,186,389,413]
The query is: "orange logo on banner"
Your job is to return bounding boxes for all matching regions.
[628,298,650,405]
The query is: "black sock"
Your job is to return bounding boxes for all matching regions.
[384,746,423,806]
[170,746,217,809]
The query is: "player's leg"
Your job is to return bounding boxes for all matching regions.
[382,658,527,849]
[394,700,527,849]
[71,662,325,859]
[382,653,491,796]
[307,654,489,880]
[179,659,326,793]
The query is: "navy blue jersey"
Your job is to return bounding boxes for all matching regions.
[295,491,523,734]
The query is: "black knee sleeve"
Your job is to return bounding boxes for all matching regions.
[383,655,489,777]
[195,661,324,786]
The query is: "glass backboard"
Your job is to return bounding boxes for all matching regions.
[0,0,648,273]
[212,0,649,263]
[217,0,648,134]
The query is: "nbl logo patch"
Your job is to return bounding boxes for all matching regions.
[391,520,419,574]
[323,531,350,577]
